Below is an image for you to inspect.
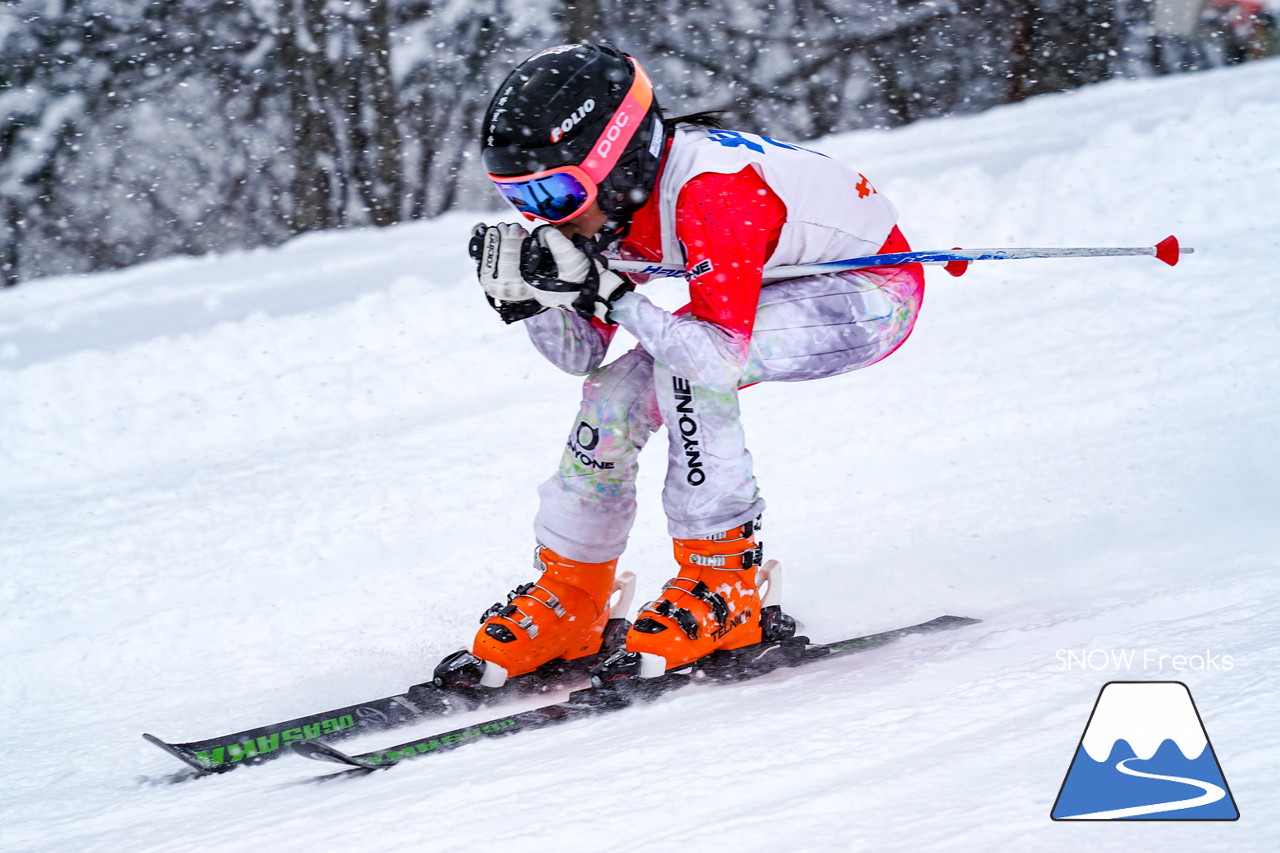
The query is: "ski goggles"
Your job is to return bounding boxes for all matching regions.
[487,60,657,224]
[488,165,598,225]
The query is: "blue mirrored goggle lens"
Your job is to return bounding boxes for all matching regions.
[494,172,590,221]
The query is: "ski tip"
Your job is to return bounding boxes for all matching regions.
[290,739,343,763]
[143,733,218,774]
[1154,235,1187,266]
[291,738,384,770]
[944,248,969,277]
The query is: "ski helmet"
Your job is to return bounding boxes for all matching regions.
[481,44,665,227]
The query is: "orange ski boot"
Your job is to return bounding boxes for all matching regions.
[594,518,793,684]
[435,545,635,689]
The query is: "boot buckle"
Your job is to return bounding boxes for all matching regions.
[638,598,701,640]
[512,582,567,618]
[688,545,762,569]
[482,602,540,639]
[503,609,539,639]
[663,578,731,626]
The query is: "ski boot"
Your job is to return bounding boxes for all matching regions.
[434,545,636,689]
[592,517,795,686]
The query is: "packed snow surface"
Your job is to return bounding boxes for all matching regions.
[3,60,1278,851]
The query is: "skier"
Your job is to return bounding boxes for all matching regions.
[448,43,925,687]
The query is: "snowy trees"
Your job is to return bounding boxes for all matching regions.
[605,0,1021,134]
[0,1,292,285]
[0,0,1184,286]
[1007,1,1120,101]
[274,0,404,231]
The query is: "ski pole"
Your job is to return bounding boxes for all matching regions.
[609,235,1192,281]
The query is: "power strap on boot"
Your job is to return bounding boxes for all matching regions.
[703,516,762,541]
[674,516,763,570]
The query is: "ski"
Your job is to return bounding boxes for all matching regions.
[292,614,980,774]
[143,621,629,775]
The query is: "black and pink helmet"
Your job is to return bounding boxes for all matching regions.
[481,44,665,227]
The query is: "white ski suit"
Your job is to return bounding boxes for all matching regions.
[526,128,924,561]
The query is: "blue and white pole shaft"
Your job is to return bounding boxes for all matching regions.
[609,235,1192,281]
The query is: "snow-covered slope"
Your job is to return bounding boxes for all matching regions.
[2,60,1278,851]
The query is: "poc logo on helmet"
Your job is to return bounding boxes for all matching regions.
[550,99,595,143]
[593,109,633,161]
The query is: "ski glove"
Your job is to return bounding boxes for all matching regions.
[469,223,547,324]
[523,226,634,324]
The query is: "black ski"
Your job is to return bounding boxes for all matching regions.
[292,614,980,774]
[143,621,629,774]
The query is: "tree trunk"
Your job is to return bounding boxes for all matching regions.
[2,199,20,286]
[1007,0,1037,102]
[354,0,404,227]
[279,0,340,234]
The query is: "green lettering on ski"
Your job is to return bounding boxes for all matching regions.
[193,748,224,768]
[197,715,358,767]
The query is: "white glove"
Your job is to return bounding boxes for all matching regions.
[468,223,545,324]
[523,226,634,323]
